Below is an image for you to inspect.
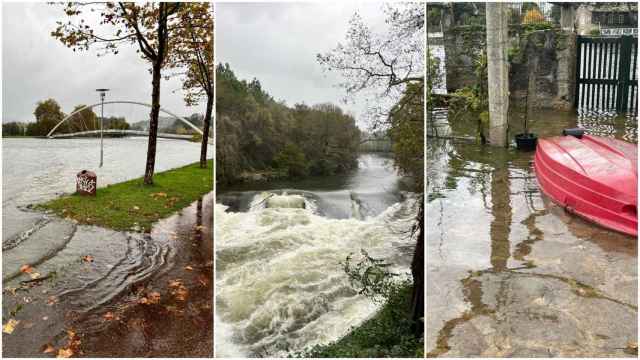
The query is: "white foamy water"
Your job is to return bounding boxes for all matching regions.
[214,192,418,357]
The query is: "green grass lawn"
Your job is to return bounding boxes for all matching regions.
[38,160,213,232]
[298,283,423,358]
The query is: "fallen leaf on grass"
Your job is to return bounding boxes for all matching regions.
[81,255,94,263]
[3,319,19,334]
[132,206,140,211]
[151,192,167,198]
[42,344,56,354]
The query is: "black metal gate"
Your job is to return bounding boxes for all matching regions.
[575,35,637,113]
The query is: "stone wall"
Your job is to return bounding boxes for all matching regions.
[443,25,486,92]
[443,26,576,111]
[509,30,576,111]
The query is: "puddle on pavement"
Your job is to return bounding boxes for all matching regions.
[427,108,638,357]
[2,192,213,357]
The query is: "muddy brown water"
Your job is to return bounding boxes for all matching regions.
[427,109,638,357]
[2,192,213,357]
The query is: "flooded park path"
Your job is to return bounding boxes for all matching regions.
[2,138,213,357]
[426,109,638,357]
[3,192,213,357]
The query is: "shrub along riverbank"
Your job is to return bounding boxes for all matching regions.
[299,283,423,358]
[38,160,213,232]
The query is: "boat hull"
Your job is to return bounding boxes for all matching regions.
[534,134,638,237]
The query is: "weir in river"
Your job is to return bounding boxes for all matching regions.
[214,153,419,357]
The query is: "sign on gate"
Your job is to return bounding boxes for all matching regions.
[601,28,638,36]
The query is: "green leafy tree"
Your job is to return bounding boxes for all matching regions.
[274,143,309,178]
[30,99,65,136]
[65,105,98,133]
[389,83,424,190]
[216,64,360,185]
[2,122,27,137]
[166,2,213,168]
[52,2,182,184]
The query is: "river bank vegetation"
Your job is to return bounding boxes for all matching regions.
[37,160,213,232]
[216,63,362,185]
[301,283,422,358]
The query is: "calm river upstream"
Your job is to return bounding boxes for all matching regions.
[215,153,419,357]
[427,109,637,357]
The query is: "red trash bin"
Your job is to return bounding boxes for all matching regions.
[76,170,97,196]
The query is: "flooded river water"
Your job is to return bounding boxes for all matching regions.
[2,137,213,356]
[426,109,637,357]
[215,153,419,357]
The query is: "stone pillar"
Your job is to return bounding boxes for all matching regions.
[486,2,509,147]
[575,4,593,35]
[560,4,576,31]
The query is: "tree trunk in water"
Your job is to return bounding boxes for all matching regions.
[200,94,213,168]
[410,198,424,337]
[144,60,162,185]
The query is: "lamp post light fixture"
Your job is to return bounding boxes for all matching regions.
[95,88,110,167]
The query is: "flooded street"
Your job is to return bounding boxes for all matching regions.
[215,154,419,357]
[2,138,213,357]
[426,109,637,357]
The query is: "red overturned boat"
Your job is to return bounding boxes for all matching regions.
[534,129,638,237]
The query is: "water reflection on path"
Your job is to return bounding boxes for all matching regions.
[426,109,637,357]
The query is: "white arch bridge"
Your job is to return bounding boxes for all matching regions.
[46,100,212,144]
[50,129,213,144]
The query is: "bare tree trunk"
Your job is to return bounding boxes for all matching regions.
[200,93,213,168]
[144,60,162,185]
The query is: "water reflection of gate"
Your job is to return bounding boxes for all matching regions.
[575,35,637,113]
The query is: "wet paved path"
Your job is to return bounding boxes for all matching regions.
[426,110,637,357]
[2,192,213,357]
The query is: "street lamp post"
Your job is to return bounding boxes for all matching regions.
[96,89,110,167]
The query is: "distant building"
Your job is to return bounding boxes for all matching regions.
[573,2,638,35]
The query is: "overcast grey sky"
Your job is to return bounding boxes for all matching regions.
[216,2,388,129]
[2,2,199,124]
